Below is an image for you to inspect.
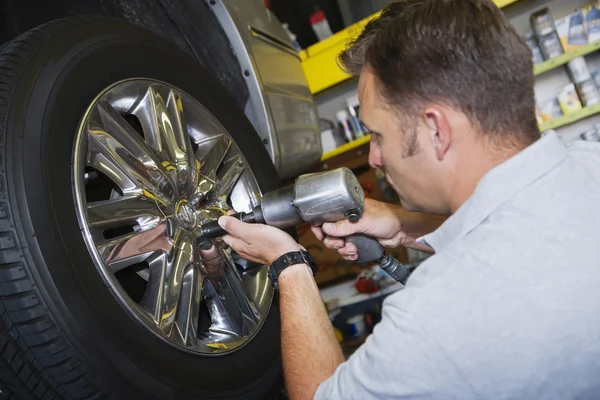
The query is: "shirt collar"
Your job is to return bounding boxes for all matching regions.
[418,131,568,252]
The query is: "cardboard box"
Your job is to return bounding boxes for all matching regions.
[556,10,588,52]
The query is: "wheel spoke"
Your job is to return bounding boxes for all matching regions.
[202,253,259,340]
[97,221,172,272]
[140,251,167,321]
[174,265,202,346]
[86,129,143,197]
[191,134,232,203]
[95,101,172,196]
[159,233,195,336]
[86,195,167,230]
[222,250,260,324]
[212,155,245,201]
[131,86,193,183]
[203,279,241,339]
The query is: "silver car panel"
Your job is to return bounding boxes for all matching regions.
[208,0,322,180]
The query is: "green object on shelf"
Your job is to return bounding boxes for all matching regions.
[534,40,600,76]
[538,102,600,131]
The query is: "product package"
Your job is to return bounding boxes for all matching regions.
[592,68,600,88]
[535,102,544,125]
[584,1,600,42]
[576,79,600,106]
[525,33,546,64]
[532,8,565,59]
[556,10,588,52]
[567,57,593,83]
[540,98,564,121]
[557,83,583,114]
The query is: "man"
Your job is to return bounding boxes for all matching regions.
[218,0,600,398]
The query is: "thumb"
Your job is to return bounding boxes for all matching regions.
[218,215,246,236]
[321,219,357,238]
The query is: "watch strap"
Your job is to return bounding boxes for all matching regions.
[268,250,317,289]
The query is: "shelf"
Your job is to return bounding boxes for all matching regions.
[321,135,370,161]
[534,40,600,76]
[538,102,600,132]
[301,14,379,94]
[302,0,523,94]
[321,104,600,162]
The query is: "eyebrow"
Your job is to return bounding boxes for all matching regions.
[360,120,380,136]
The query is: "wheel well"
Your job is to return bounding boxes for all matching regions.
[1,0,250,108]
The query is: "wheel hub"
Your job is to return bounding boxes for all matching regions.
[176,201,198,230]
[72,79,272,355]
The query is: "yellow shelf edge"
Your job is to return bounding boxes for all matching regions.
[538,103,600,132]
[321,135,371,161]
[534,40,600,76]
[303,1,523,94]
[494,0,521,8]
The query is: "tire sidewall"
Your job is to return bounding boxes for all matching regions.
[9,18,283,399]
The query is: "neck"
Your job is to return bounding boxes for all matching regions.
[447,139,527,213]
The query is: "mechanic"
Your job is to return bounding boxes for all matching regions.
[218,0,600,399]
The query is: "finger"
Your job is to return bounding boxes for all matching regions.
[311,225,324,241]
[221,234,248,254]
[218,215,253,236]
[322,219,357,238]
[227,210,236,216]
[323,236,345,250]
[345,242,358,254]
[338,245,357,258]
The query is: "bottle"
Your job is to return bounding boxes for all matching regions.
[281,23,302,52]
[310,10,333,41]
[347,105,364,139]
[336,110,354,142]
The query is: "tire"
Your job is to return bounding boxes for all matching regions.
[0,17,285,400]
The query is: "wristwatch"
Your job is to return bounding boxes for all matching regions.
[268,250,317,289]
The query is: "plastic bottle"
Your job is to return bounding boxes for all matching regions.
[336,110,354,142]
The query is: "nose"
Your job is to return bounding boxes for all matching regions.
[368,138,382,168]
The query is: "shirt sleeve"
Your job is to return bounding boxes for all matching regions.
[314,291,473,400]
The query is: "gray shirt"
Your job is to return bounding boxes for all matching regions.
[315,132,600,400]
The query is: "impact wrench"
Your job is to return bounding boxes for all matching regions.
[198,167,413,284]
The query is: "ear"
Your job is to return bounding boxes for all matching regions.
[423,106,452,161]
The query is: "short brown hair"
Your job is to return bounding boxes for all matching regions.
[340,0,539,146]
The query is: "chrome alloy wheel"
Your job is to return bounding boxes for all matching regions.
[72,79,273,354]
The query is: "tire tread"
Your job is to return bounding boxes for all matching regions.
[0,17,106,400]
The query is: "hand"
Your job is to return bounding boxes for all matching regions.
[218,216,305,265]
[311,198,434,261]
